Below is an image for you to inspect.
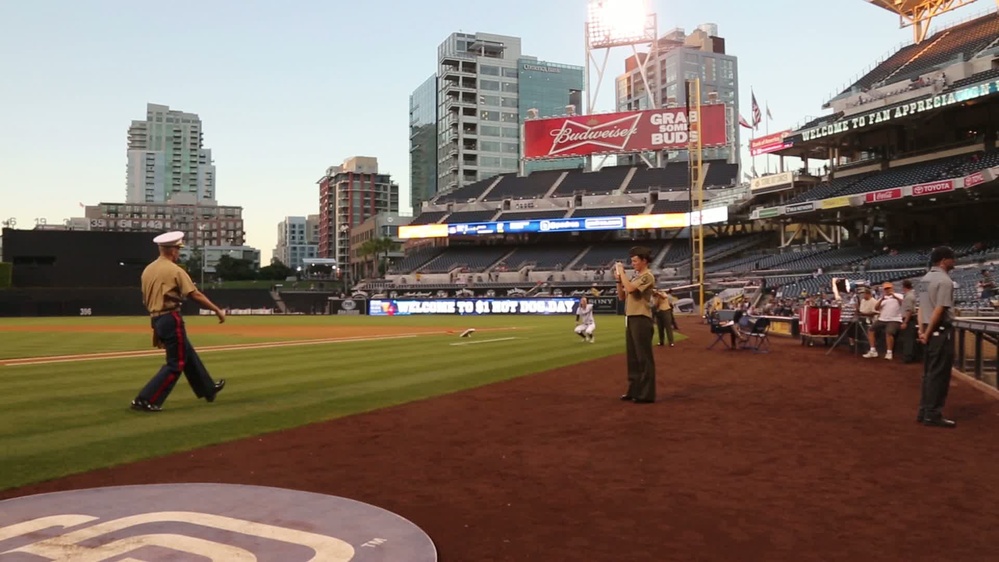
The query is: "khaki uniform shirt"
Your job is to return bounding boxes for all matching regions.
[625,270,655,318]
[655,293,673,312]
[141,257,197,315]
[918,267,955,327]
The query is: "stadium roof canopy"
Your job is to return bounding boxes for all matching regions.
[866,0,990,42]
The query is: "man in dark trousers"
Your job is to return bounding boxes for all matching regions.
[916,246,957,428]
[900,279,919,363]
[653,289,675,347]
[131,231,227,412]
[615,246,656,404]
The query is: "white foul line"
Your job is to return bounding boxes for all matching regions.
[449,337,519,347]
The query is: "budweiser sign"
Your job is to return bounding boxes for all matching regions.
[911,180,954,197]
[865,188,903,203]
[524,105,728,159]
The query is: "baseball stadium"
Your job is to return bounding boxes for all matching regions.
[3,1,999,561]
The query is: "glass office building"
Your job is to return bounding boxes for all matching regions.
[409,74,438,212]
[518,59,585,173]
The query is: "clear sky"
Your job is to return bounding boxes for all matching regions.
[0,0,989,262]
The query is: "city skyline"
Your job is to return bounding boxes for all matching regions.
[0,0,987,262]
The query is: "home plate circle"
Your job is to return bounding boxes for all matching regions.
[0,483,436,561]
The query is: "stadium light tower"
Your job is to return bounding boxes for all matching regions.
[584,0,658,114]
[866,0,983,43]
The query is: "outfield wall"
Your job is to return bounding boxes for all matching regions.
[0,288,276,317]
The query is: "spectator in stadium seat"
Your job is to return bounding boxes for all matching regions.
[615,247,656,404]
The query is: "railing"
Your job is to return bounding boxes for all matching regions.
[953,317,999,391]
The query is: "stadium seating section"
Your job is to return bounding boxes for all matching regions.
[844,13,999,92]
[787,149,999,203]
[552,166,631,196]
[418,246,511,273]
[482,171,563,201]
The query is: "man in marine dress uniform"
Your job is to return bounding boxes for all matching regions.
[131,231,227,412]
[916,246,957,428]
[615,246,656,404]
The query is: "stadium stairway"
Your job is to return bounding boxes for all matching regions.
[542,172,570,199]
[881,32,948,85]
[613,167,641,195]
[270,289,288,314]
[473,176,505,203]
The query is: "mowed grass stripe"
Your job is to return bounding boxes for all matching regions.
[0,320,627,491]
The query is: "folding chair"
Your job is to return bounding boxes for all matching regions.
[745,318,772,353]
[708,319,733,350]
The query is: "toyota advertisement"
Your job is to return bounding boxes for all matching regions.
[523,105,728,159]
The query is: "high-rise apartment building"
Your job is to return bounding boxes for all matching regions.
[615,24,740,163]
[126,103,216,204]
[274,215,320,270]
[318,157,399,271]
[410,32,584,197]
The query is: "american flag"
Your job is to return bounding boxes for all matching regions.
[751,91,762,129]
[738,115,753,129]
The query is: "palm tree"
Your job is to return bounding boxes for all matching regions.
[358,239,380,279]
[372,237,399,277]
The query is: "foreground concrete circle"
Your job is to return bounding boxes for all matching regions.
[0,483,436,561]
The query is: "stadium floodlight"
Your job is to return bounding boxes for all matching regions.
[584,0,658,117]
[586,0,656,49]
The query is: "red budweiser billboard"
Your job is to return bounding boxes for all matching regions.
[523,105,728,159]
[750,130,793,156]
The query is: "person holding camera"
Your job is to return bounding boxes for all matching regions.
[868,282,904,360]
[615,246,656,404]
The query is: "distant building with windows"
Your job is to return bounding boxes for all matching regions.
[83,193,245,247]
[615,23,740,164]
[410,32,583,199]
[274,215,320,270]
[317,157,399,272]
[126,103,216,204]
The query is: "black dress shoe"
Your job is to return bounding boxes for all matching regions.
[620,394,633,401]
[632,399,655,404]
[206,379,226,403]
[130,399,162,412]
[922,417,956,428]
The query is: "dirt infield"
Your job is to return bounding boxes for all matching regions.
[4,325,999,561]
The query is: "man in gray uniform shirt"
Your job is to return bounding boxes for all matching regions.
[917,246,957,428]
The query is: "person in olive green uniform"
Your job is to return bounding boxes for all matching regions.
[615,246,656,404]
[131,231,227,412]
[653,289,676,347]
[916,246,957,428]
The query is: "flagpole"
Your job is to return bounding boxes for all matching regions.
[750,87,757,180]
[765,102,771,175]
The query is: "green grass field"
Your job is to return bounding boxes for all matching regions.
[0,315,677,492]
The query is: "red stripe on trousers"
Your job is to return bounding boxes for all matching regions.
[149,312,185,405]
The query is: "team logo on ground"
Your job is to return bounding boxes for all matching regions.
[0,484,436,561]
